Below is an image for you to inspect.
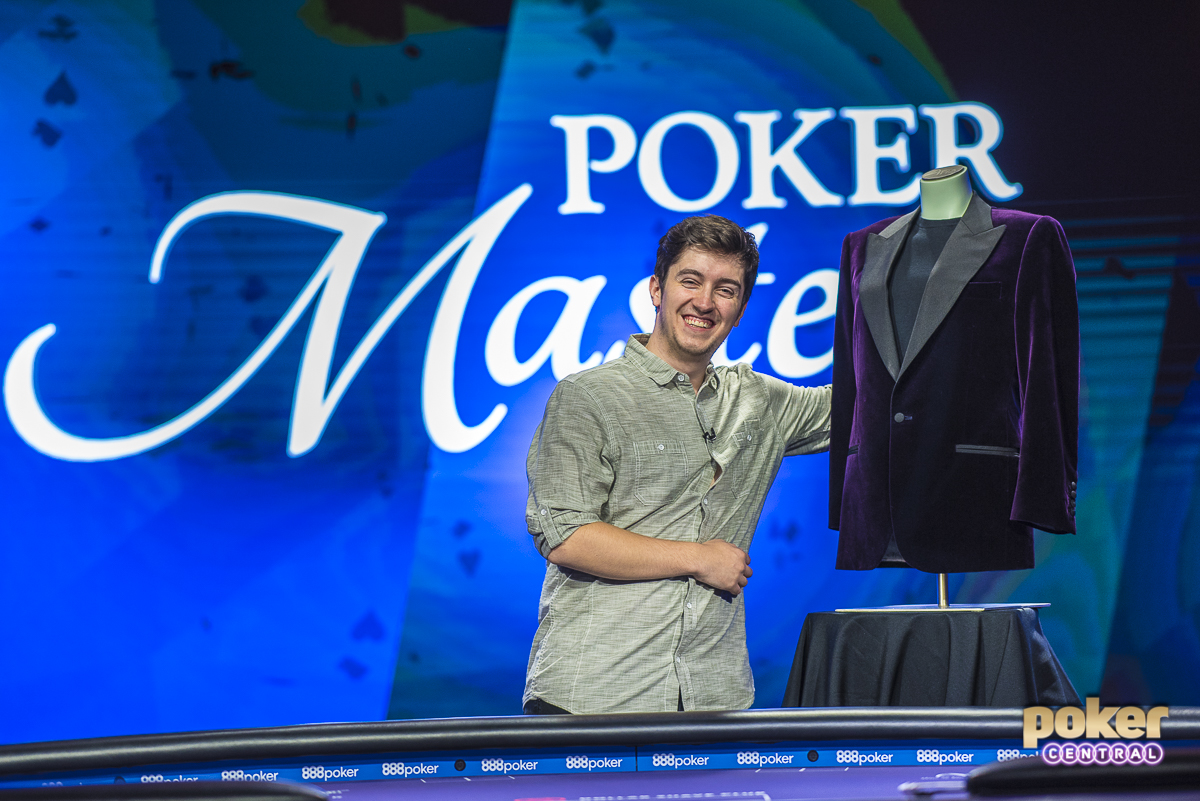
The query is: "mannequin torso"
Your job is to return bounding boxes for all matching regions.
[879,166,973,567]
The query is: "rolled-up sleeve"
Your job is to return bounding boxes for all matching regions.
[764,376,832,456]
[526,379,615,558]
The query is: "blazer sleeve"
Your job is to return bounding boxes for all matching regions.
[829,232,858,531]
[1011,215,1079,534]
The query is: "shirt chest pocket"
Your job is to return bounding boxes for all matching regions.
[723,419,762,498]
[633,439,689,506]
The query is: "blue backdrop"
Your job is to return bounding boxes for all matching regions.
[1,0,1196,744]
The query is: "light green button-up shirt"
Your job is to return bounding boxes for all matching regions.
[524,334,831,713]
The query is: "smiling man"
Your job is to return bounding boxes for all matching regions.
[523,215,831,714]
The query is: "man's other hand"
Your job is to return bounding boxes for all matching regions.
[693,539,752,595]
[546,522,753,593]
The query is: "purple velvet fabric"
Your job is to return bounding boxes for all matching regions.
[829,195,1079,573]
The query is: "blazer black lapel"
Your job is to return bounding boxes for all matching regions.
[898,194,1006,379]
[860,210,915,381]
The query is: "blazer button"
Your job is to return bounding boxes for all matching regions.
[894,412,905,423]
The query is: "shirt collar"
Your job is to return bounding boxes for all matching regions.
[625,334,720,389]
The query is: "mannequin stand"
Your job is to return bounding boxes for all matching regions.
[786,554,1070,706]
[782,600,1079,707]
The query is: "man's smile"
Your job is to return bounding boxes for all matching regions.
[684,315,714,329]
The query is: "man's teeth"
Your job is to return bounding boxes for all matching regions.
[685,317,712,329]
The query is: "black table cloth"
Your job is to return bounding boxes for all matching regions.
[781,606,1080,707]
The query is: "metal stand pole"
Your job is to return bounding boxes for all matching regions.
[938,573,949,608]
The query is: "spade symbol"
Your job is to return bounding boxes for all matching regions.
[44,72,77,106]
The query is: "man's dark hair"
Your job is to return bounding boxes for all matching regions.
[654,215,759,307]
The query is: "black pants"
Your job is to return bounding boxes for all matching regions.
[523,694,685,714]
[523,697,571,715]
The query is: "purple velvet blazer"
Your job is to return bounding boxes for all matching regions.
[829,194,1079,573]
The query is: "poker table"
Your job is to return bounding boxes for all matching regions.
[2,709,1199,800]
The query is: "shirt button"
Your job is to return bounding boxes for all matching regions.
[539,508,547,515]
[657,443,664,450]
[894,412,906,423]
[702,497,708,505]
[677,373,687,382]
[676,657,681,663]
[746,434,752,441]
[686,602,692,609]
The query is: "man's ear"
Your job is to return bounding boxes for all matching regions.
[648,274,662,311]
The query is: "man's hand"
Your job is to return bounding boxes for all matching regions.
[692,539,752,595]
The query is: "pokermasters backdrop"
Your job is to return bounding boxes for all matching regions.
[2,1,1197,742]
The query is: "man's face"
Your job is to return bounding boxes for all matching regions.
[649,248,747,363]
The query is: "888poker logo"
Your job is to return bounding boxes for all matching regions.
[564,755,625,771]
[736,751,795,766]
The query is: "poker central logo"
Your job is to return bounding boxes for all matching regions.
[1023,698,1169,751]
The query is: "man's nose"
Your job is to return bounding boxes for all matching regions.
[692,290,716,311]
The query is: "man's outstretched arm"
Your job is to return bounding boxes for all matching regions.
[548,521,753,595]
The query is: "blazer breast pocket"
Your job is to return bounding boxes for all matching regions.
[959,281,1003,300]
[633,439,689,505]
